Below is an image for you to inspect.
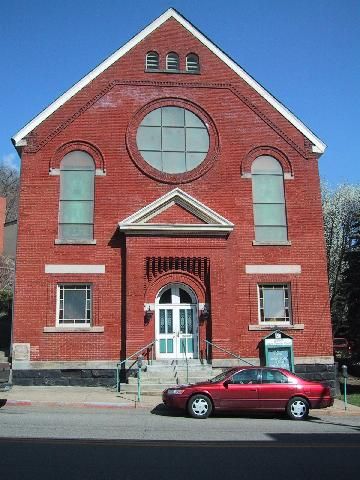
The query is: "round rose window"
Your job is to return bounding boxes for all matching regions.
[136,106,209,174]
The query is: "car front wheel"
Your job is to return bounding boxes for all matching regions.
[287,396,309,420]
[188,394,213,419]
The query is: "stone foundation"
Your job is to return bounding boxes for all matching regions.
[295,363,337,396]
[12,369,116,387]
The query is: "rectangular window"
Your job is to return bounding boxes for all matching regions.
[57,284,92,326]
[258,284,291,324]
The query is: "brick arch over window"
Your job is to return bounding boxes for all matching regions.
[145,272,206,305]
[241,146,293,177]
[51,141,105,172]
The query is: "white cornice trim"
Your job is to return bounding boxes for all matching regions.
[12,8,325,154]
[119,187,234,235]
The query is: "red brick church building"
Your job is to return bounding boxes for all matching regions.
[11,9,334,387]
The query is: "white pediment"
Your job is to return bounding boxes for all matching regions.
[118,188,234,235]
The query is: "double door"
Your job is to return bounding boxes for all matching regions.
[156,306,198,359]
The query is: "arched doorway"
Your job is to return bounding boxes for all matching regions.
[155,283,198,359]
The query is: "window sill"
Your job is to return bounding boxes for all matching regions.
[248,324,304,331]
[43,326,104,333]
[252,240,291,246]
[55,239,97,245]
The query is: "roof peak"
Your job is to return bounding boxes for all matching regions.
[12,8,326,154]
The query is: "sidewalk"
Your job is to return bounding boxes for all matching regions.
[0,385,161,409]
[1,385,360,415]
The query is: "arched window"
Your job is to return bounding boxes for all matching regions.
[251,155,287,242]
[166,52,179,71]
[186,54,200,73]
[59,151,95,241]
[146,51,159,70]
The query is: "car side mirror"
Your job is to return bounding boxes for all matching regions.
[223,379,232,388]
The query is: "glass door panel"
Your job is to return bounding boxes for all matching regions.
[158,309,174,355]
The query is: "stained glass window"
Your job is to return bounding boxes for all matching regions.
[137,106,209,173]
[59,151,95,241]
[259,284,291,323]
[58,284,91,326]
[251,156,287,242]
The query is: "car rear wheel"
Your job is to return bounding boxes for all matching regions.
[188,394,213,419]
[287,397,309,420]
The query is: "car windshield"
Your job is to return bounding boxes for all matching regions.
[208,369,236,383]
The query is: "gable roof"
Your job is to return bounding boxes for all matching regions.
[12,8,326,154]
[118,187,234,235]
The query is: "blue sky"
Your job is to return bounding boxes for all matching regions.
[1,0,359,184]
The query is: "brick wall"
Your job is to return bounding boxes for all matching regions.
[12,18,333,365]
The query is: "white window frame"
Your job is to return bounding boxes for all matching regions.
[146,51,159,70]
[56,284,92,327]
[186,53,200,72]
[166,52,179,71]
[257,284,292,325]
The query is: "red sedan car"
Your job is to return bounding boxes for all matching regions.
[162,366,333,420]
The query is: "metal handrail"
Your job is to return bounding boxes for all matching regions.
[204,339,254,366]
[181,338,189,384]
[116,339,156,392]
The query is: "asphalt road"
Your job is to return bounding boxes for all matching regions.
[1,405,360,479]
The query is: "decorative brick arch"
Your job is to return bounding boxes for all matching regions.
[241,146,293,177]
[145,271,206,305]
[51,140,105,171]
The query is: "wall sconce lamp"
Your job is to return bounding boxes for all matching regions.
[200,304,210,321]
[144,306,154,324]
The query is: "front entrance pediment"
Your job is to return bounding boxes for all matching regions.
[118,188,234,235]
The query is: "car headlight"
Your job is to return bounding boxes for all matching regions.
[167,389,185,395]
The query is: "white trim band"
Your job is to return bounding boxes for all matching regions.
[245,265,301,274]
[45,264,105,274]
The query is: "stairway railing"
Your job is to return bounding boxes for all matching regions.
[180,338,189,384]
[204,339,255,366]
[116,339,156,392]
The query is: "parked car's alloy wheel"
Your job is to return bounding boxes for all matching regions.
[287,397,309,420]
[188,394,213,419]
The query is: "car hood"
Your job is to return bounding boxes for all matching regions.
[180,381,213,388]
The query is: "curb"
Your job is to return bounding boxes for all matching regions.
[3,399,140,409]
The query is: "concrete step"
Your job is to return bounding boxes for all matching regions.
[127,376,211,385]
[141,368,214,378]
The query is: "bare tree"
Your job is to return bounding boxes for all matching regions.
[0,164,19,222]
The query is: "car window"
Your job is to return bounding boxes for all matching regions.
[232,369,260,384]
[262,369,288,384]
